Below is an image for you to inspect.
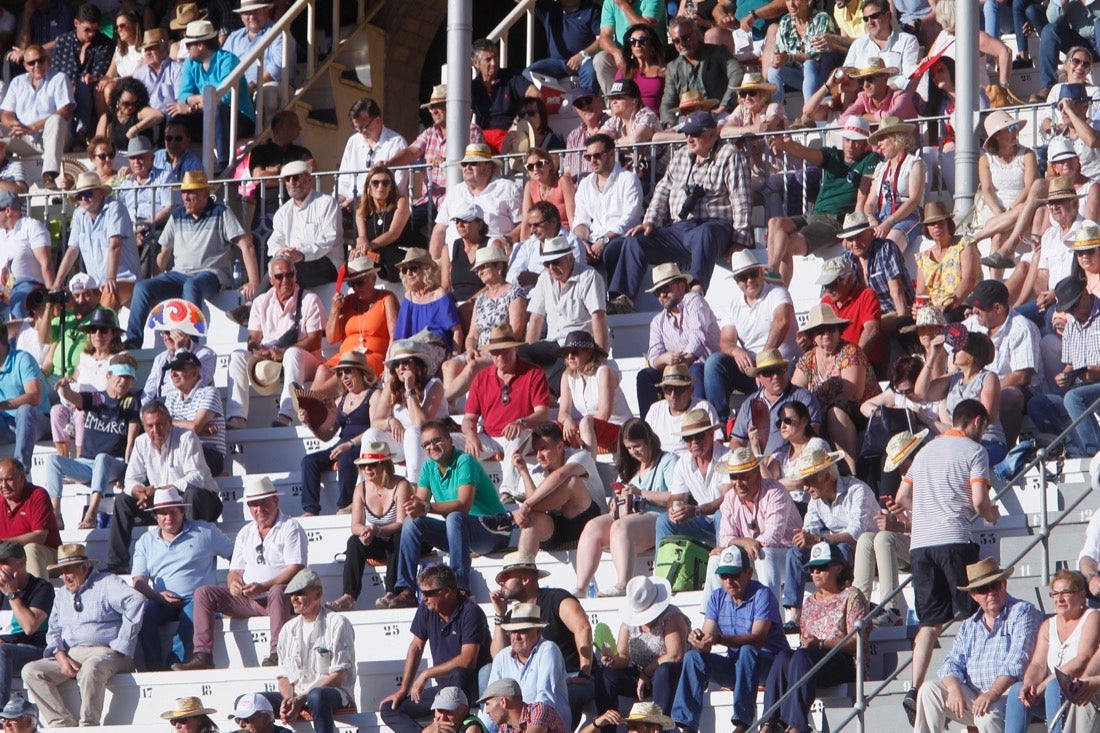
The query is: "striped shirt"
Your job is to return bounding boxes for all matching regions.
[902,430,990,549]
[164,384,226,459]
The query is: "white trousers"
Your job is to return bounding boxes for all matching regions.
[914,679,1006,733]
[227,347,322,421]
[3,115,70,176]
[22,646,134,726]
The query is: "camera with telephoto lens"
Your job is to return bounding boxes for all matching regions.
[25,288,68,311]
[678,184,708,220]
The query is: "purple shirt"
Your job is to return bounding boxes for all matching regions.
[718,477,800,548]
[646,292,721,364]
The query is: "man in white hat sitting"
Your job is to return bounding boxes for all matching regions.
[913,558,1042,733]
[838,211,913,329]
[227,694,291,733]
[428,143,522,259]
[265,160,341,289]
[222,0,294,119]
[483,603,569,729]
[704,251,799,424]
[764,115,880,285]
[21,542,144,727]
[123,169,260,348]
[131,486,234,671]
[174,475,307,670]
[655,408,728,549]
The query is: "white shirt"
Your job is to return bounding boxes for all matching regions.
[722,282,801,361]
[276,610,356,705]
[670,442,729,505]
[842,30,919,89]
[435,177,522,245]
[644,398,721,455]
[124,426,218,495]
[572,164,643,237]
[963,309,1045,387]
[0,70,74,127]
[0,216,50,283]
[531,449,607,510]
[336,126,409,200]
[1040,214,1091,288]
[527,261,607,344]
[506,228,586,287]
[267,189,344,269]
[230,511,308,593]
[1078,512,1100,566]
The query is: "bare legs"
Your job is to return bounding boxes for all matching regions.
[766,216,808,286]
[574,513,658,594]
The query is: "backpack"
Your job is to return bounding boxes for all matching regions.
[654,535,711,592]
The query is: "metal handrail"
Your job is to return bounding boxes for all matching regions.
[487,0,537,69]
[747,395,1100,733]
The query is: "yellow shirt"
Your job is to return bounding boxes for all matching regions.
[834,0,866,40]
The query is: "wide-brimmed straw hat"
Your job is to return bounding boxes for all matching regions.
[396,248,434,269]
[729,249,764,277]
[798,303,851,334]
[1065,224,1100,250]
[246,356,282,395]
[345,256,377,280]
[499,603,549,632]
[420,84,448,109]
[473,246,508,270]
[735,72,777,94]
[845,57,898,79]
[677,89,718,111]
[335,350,373,375]
[179,170,210,191]
[868,115,916,144]
[161,697,217,721]
[790,447,846,478]
[837,212,872,239]
[354,441,395,466]
[1043,176,1079,203]
[655,364,693,387]
[47,543,96,576]
[384,342,429,368]
[481,324,525,352]
[495,551,551,583]
[646,262,692,292]
[183,19,218,42]
[71,172,111,197]
[234,1,273,13]
[957,557,1014,590]
[621,576,672,627]
[923,200,954,225]
[455,143,496,165]
[169,3,207,30]
[624,702,675,730]
[139,28,170,50]
[718,446,760,475]
[745,348,790,377]
[883,429,929,472]
[676,409,719,437]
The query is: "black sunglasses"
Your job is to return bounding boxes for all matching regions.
[73,592,84,612]
[420,587,445,598]
[627,36,649,46]
[775,416,796,428]
[573,97,593,110]
[501,383,511,405]
[24,58,44,66]
[272,271,296,281]
[862,9,888,20]
[255,543,265,565]
[734,269,761,283]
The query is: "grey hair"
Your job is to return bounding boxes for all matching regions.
[140,399,171,421]
[268,253,295,275]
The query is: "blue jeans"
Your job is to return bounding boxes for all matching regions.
[300,447,358,514]
[609,220,735,302]
[1040,16,1089,88]
[986,0,1047,52]
[125,270,223,345]
[0,642,44,706]
[1029,384,1100,457]
[395,512,510,593]
[260,688,346,733]
[704,353,759,423]
[8,279,44,321]
[783,543,854,608]
[763,647,856,733]
[1015,300,1056,336]
[45,453,126,499]
[1005,679,1065,733]
[523,57,597,91]
[767,54,840,103]
[655,512,719,548]
[673,647,774,729]
[635,362,705,419]
[0,406,47,471]
[139,596,196,671]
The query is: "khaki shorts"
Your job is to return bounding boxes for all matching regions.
[791,213,844,253]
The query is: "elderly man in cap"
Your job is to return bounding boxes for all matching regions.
[428,143,522,259]
[765,115,880,285]
[0,540,54,707]
[913,559,1042,733]
[484,602,569,728]
[21,542,144,727]
[266,568,356,733]
[634,262,720,417]
[164,350,226,474]
[571,132,642,266]
[0,699,39,733]
[123,169,260,348]
[423,687,485,733]
[671,545,788,733]
[894,398,999,722]
[507,202,586,289]
[728,349,821,455]
[704,251,800,424]
[817,255,884,364]
[962,278,1044,445]
[106,399,221,574]
[1028,276,1100,457]
[45,354,140,529]
[644,365,719,453]
[0,190,53,323]
[132,29,182,117]
[131,486,233,671]
[462,325,551,503]
[55,172,140,309]
[334,97,408,207]
[222,0,293,119]
[0,457,59,582]
[380,563,492,732]
[477,678,569,733]
[228,694,291,733]
[607,111,750,314]
[655,408,728,549]
[0,44,74,187]
[490,551,594,724]
[660,17,742,127]
[225,252,325,428]
[781,448,878,632]
[264,161,341,290]
[175,475,306,670]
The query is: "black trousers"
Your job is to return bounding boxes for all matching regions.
[106,485,224,572]
[343,532,400,597]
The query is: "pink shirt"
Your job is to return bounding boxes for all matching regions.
[718,477,800,548]
[247,285,326,356]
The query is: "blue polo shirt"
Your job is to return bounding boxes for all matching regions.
[410,594,492,669]
[0,349,48,416]
[131,519,235,597]
[418,450,505,517]
[705,580,789,657]
[69,198,140,284]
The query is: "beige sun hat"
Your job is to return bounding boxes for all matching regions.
[883,429,929,472]
[655,364,693,387]
[169,3,207,30]
[625,702,675,730]
[1043,176,1079,203]
[481,324,526,352]
[729,249,764,277]
[744,348,791,377]
[420,84,448,109]
[70,171,111,196]
[735,72,778,94]
[161,697,217,721]
[868,115,916,144]
[472,246,509,270]
[677,89,719,111]
[983,110,1025,149]
[922,200,953,224]
[178,170,210,191]
[957,557,1014,590]
[1065,223,1100,250]
[396,247,434,269]
[246,355,283,396]
[47,543,96,576]
[354,441,395,466]
[798,303,851,334]
[845,57,899,79]
[718,446,761,474]
[183,19,218,42]
[345,256,377,280]
[621,576,673,627]
[495,551,551,583]
[139,28,170,50]
[499,603,549,632]
[646,262,692,292]
[790,447,846,478]
[676,409,719,437]
[239,475,280,503]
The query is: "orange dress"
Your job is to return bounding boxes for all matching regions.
[326,290,393,377]
[530,180,569,229]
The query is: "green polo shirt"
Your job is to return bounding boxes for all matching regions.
[418,449,505,517]
[48,307,107,377]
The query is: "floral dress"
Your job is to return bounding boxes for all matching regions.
[626,607,690,668]
[917,240,966,309]
[775,11,838,56]
[801,586,870,649]
[473,285,524,346]
[795,343,881,406]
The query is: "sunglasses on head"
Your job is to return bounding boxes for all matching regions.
[272,271,296,281]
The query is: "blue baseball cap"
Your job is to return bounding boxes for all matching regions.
[678,111,717,136]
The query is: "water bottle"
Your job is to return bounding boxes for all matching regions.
[232,259,244,289]
[587,580,598,598]
[684,0,697,17]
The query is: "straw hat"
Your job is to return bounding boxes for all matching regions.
[481,324,525,352]
[47,543,96,576]
[798,303,851,334]
[239,475,280,503]
[539,236,574,263]
[499,603,549,632]
[456,143,496,165]
[71,172,111,196]
[147,298,207,337]
[396,247,434,269]
[472,246,509,270]
[729,249,764,277]
[845,57,899,79]
[718,446,760,475]
[735,72,777,94]
[384,342,429,368]
[183,20,218,42]
[179,170,210,191]
[646,262,692,292]
[983,110,1025,148]
[677,89,718,111]
[494,551,551,584]
[345,256,377,280]
[139,28,170,50]
[676,409,719,437]
[883,429,929,472]
[790,447,846,478]
[868,116,916,144]
[420,84,448,109]
[335,350,373,376]
[160,697,217,721]
[621,576,672,627]
[246,355,283,396]
[169,3,207,30]
[354,441,395,466]
[234,1,273,13]
[922,200,953,225]
[957,557,1014,590]
[624,702,675,730]
[745,348,790,377]
[1065,224,1100,250]
[655,364,693,387]
[837,211,872,239]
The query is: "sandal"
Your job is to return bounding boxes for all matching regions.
[980,253,1015,269]
[325,594,356,612]
[598,585,626,597]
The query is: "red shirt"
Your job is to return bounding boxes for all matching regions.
[466,359,551,438]
[0,485,62,549]
[823,286,883,363]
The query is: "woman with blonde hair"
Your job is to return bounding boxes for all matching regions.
[557,330,632,453]
[721,73,789,219]
[354,163,413,282]
[861,117,926,252]
[392,248,462,355]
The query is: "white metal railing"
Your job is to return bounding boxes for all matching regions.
[487,0,537,69]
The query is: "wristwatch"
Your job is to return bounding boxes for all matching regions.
[5,592,16,601]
